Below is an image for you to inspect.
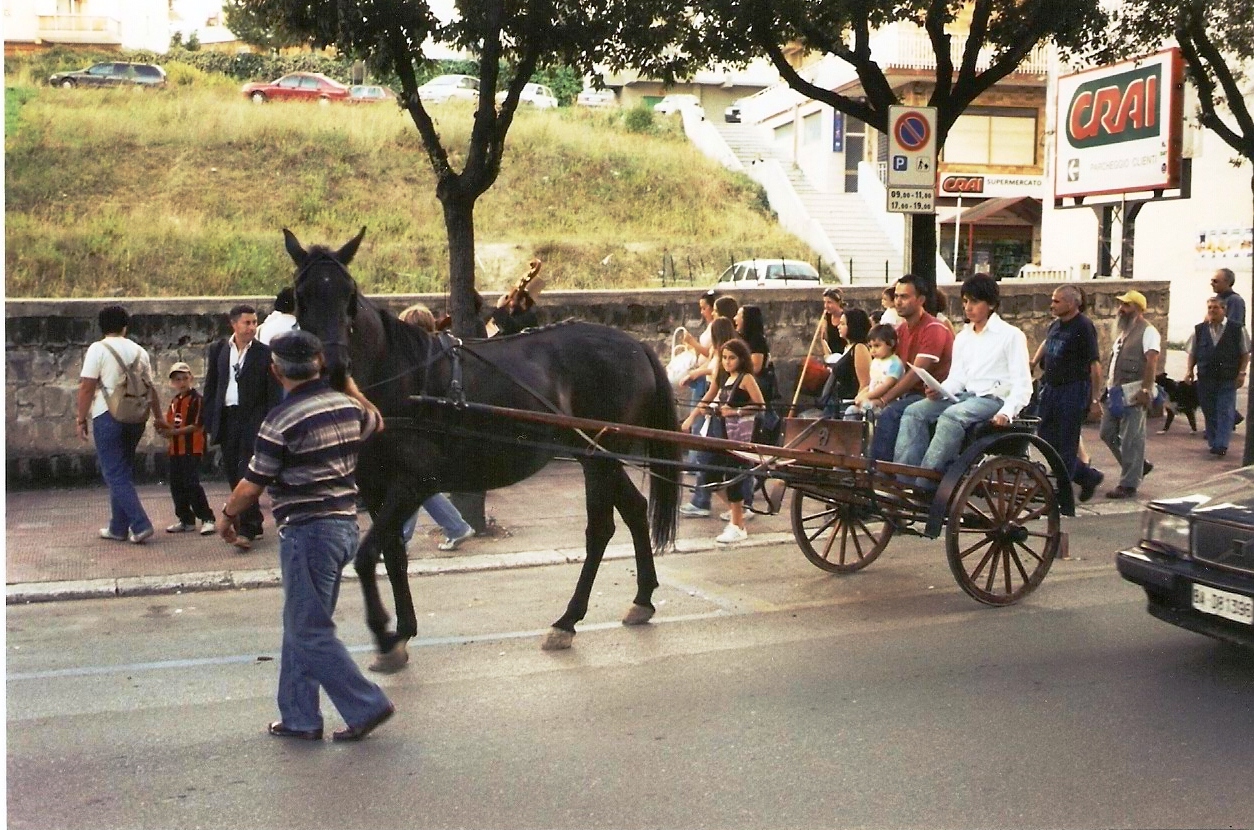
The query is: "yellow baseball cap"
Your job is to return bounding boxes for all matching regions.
[1115,290,1147,311]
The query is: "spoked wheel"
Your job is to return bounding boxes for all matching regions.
[791,489,894,573]
[945,455,1060,605]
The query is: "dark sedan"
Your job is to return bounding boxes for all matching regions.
[50,62,166,89]
[1117,465,1254,647]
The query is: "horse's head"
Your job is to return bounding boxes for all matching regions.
[285,227,366,391]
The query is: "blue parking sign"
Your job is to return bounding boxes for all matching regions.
[892,155,908,172]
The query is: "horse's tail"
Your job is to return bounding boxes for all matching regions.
[643,345,681,552]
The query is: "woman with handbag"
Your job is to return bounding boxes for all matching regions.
[680,338,765,544]
[680,318,739,518]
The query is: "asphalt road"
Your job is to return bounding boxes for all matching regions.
[8,511,1253,830]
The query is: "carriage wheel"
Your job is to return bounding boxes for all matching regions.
[945,456,1060,605]
[790,489,894,573]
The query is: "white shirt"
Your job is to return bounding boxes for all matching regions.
[879,307,902,327]
[225,337,254,407]
[80,335,154,419]
[941,312,1033,420]
[257,311,298,345]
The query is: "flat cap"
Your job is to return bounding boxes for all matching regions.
[270,330,322,361]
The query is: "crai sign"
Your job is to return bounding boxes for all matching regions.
[1054,48,1183,199]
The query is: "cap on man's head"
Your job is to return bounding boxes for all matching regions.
[1115,290,1147,312]
[270,330,323,362]
[169,362,193,377]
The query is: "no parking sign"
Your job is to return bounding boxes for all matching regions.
[886,105,937,213]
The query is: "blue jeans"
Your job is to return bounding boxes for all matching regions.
[1100,399,1147,490]
[92,411,152,537]
[689,450,753,510]
[684,377,709,466]
[895,393,1004,478]
[277,518,391,732]
[400,493,473,544]
[870,394,922,461]
[1197,378,1238,451]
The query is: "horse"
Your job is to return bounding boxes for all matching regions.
[284,228,681,666]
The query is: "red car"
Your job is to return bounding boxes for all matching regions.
[241,72,350,104]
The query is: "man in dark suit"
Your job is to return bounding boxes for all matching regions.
[203,304,281,550]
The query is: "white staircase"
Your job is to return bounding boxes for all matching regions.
[714,122,902,286]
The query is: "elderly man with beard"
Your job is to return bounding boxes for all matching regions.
[1100,290,1161,499]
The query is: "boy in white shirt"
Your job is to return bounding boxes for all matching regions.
[894,275,1032,489]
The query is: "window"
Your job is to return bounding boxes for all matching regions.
[278,76,301,88]
[942,108,1037,166]
[803,111,822,145]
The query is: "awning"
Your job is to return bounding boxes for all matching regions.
[941,196,1042,226]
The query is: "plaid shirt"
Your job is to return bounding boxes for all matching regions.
[244,379,380,526]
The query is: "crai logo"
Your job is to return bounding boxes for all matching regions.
[1066,64,1161,149]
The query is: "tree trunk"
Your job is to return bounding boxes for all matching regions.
[439,190,488,530]
[1244,169,1254,465]
[441,193,480,338]
[910,212,938,294]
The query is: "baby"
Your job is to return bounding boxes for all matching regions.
[848,324,905,419]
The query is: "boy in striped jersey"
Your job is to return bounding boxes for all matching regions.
[160,362,215,534]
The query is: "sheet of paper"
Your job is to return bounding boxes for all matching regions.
[912,366,958,402]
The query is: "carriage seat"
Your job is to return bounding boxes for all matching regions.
[960,416,1039,457]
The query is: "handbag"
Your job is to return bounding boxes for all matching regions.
[666,327,698,388]
[799,356,831,394]
[753,406,783,445]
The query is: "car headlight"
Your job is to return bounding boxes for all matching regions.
[1141,508,1191,554]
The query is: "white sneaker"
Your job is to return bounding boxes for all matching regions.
[437,527,476,552]
[679,504,711,518]
[719,510,755,522]
[166,521,194,533]
[715,523,748,544]
[199,522,216,536]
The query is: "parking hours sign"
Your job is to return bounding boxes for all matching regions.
[886,105,937,213]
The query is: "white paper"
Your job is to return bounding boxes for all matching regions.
[912,366,959,402]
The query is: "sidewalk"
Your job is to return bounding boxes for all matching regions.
[7,368,1248,604]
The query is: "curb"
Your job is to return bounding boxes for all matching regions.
[5,532,797,605]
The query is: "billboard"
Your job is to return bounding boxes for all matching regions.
[1054,48,1184,199]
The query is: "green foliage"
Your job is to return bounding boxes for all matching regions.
[5,86,36,139]
[3,85,815,298]
[623,105,656,134]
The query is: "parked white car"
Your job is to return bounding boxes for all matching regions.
[417,74,480,104]
[653,93,703,116]
[576,87,617,108]
[715,259,824,289]
[495,82,559,109]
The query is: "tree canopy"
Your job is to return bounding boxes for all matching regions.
[613,0,1108,285]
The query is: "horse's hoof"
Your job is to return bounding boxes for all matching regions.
[541,628,575,651]
[368,640,409,673]
[622,603,655,626]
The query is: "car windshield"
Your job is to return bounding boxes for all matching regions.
[764,263,819,280]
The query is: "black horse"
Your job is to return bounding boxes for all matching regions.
[285,228,681,665]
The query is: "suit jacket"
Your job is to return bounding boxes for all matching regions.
[202,337,281,445]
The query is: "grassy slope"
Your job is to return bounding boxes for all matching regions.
[4,82,817,298]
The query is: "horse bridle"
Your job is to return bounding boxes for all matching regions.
[293,253,356,358]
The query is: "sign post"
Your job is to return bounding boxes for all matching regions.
[886,105,938,215]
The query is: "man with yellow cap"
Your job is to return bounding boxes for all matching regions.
[1099,290,1160,498]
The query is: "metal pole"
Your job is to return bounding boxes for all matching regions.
[952,195,962,277]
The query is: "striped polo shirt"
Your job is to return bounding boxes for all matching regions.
[165,389,207,456]
[244,378,381,526]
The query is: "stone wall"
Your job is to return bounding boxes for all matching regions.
[5,279,1169,488]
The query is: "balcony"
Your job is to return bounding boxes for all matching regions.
[36,15,123,46]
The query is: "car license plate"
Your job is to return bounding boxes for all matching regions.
[1191,583,1254,625]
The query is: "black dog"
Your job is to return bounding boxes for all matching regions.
[1156,372,1198,433]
